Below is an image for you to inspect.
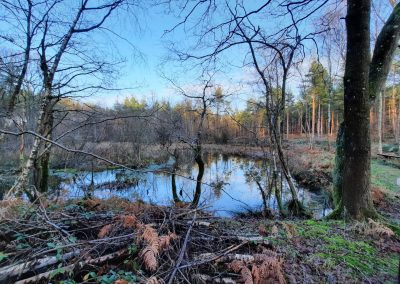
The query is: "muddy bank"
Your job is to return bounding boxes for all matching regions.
[284,145,334,192]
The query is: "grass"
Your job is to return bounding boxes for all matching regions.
[294,220,399,280]
[371,159,400,193]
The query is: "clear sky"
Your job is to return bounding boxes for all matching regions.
[80,1,316,110]
[1,1,392,110]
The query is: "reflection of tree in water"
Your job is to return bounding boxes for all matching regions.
[210,180,224,198]
[171,149,181,203]
[243,160,284,217]
[209,154,231,199]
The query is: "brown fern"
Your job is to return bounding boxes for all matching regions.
[159,232,178,250]
[257,257,286,284]
[98,224,113,238]
[252,264,261,284]
[241,266,254,284]
[140,246,158,272]
[118,215,138,228]
[142,226,158,243]
[229,260,245,273]
[229,260,253,284]
[281,222,296,239]
[229,250,286,284]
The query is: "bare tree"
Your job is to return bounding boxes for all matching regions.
[162,0,332,215]
[165,74,217,207]
[3,0,134,198]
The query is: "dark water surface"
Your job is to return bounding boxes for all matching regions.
[51,154,332,217]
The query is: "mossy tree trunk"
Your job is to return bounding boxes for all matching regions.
[33,109,54,193]
[333,1,400,219]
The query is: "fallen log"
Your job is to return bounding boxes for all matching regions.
[14,249,127,284]
[0,250,81,283]
[195,253,255,263]
[377,153,400,159]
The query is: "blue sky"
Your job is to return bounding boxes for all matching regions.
[1,0,393,110]
[0,0,334,109]
[81,1,314,109]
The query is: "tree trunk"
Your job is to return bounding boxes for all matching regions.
[299,109,303,135]
[311,95,316,147]
[286,109,289,139]
[378,91,383,154]
[398,98,400,154]
[383,91,386,141]
[33,109,54,193]
[392,84,397,139]
[321,108,324,136]
[191,149,204,208]
[317,98,321,138]
[342,0,375,219]
[5,91,53,199]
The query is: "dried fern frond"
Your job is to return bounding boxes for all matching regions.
[241,266,254,284]
[257,257,286,284]
[118,215,138,228]
[352,218,394,239]
[228,260,253,284]
[142,226,159,243]
[252,264,261,284]
[150,238,160,256]
[229,260,246,273]
[0,198,23,220]
[98,224,113,238]
[253,254,268,263]
[281,222,296,239]
[365,218,394,238]
[159,232,178,250]
[140,246,158,272]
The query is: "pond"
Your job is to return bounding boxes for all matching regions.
[50,154,332,218]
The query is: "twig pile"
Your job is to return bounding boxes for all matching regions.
[0,197,287,283]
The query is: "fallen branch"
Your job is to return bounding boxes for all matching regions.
[0,250,81,283]
[178,241,248,270]
[13,249,127,284]
[167,213,196,284]
[195,253,255,263]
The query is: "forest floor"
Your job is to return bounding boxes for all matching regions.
[0,197,398,283]
[0,140,399,283]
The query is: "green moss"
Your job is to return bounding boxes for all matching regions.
[298,220,331,237]
[298,219,397,279]
[371,159,400,193]
[307,229,397,278]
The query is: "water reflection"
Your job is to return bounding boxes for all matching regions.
[51,154,332,218]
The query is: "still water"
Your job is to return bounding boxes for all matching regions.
[51,154,332,218]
